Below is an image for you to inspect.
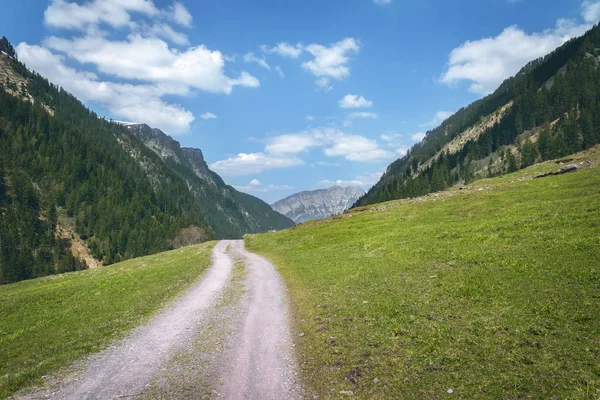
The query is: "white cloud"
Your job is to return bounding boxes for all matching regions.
[44,0,159,30]
[319,171,383,189]
[380,132,402,142]
[211,127,392,176]
[411,132,426,142]
[209,153,305,176]
[306,115,315,121]
[441,4,598,94]
[44,0,193,31]
[419,111,454,128]
[339,94,373,109]
[145,23,189,45]
[200,112,217,120]
[27,1,257,135]
[315,77,332,92]
[244,52,271,70]
[17,43,194,134]
[170,1,192,27]
[302,38,360,81]
[44,34,259,94]
[266,128,393,162]
[234,179,293,193]
[349,112,378,119]
[374,0,392,4]
[262,42,304,58]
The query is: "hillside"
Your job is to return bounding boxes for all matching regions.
[356,24,600,207]
[271,186,365,223]
[124,123,293,238]
[247,146,600,399]
[0,40,292,284]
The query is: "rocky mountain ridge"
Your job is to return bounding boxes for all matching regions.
[271,186,365,223]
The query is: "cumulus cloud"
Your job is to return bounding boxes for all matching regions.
[339,94,373,109]
[44,0,192,31]
[17,43,195,134]
[209,153,305,176]
[44,35,259,94]
[143,23,189,45]
[318,171,383,189]
[266,128,393,162]
[302,38,360,82]
[200,112,217,120]
[23,1,260,134]
[261,42,304,58]
[211,127,393,176]
[170,1,192,27]
[234,179,293,193]
[419,111,454,128]
[441,2,600,94]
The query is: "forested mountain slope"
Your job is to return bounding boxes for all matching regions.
[356,24,600,207]
[0,38,292,284]
[125,123,294,238]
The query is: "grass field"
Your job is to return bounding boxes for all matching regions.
[246,147,600,399]
[0,241,216,399]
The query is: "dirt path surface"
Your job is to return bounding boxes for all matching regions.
[19,240,301,400]
[217,241,301,400]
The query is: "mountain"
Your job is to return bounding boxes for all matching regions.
[271,186,365,223]
[123,123,294,238]
[0,39,292,284]
[355,25,600,207]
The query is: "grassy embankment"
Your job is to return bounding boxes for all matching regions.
[246,147,600,399]
[0,241,216,398]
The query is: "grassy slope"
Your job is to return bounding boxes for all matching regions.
[0,242,216,399]
[246,147,600,399]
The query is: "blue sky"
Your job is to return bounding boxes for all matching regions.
[1,0,598,203]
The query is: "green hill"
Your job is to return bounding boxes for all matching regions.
[246,146,600,399]
[356,25,600,207]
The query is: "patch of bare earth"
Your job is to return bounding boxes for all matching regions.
[56,215,102,269]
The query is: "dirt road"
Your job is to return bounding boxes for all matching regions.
[21,240,301,400]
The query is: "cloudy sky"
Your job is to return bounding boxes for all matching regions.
[1,0,599,202]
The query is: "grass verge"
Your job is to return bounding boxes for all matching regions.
[246,147,600,399]
[0,241,216,399]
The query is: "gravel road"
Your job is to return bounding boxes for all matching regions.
[18,240,301,400]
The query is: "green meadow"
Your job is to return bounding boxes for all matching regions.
[246,147,600,399]
[0,242,216,398]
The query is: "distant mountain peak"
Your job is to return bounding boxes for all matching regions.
[271,186,365,224]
